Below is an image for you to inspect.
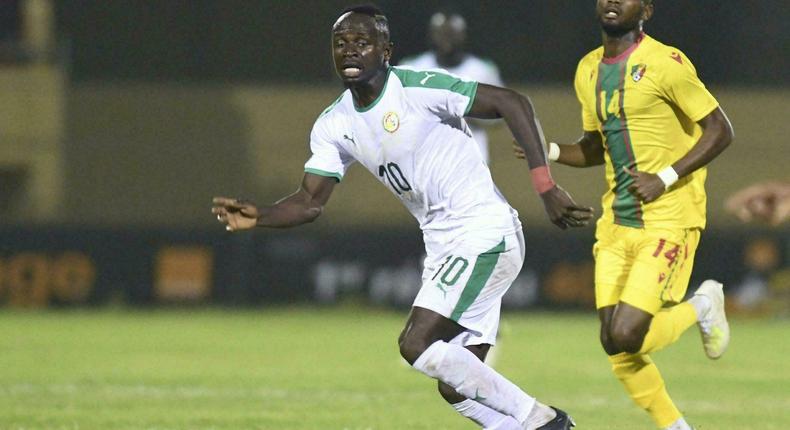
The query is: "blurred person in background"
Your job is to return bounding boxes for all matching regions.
[399,9,504,165]
[731,237,781,314]
[726,181,790,226]
[213,5,591,429]
[726,182,790,317]
[515,0,733,428]
[400,8,509,367]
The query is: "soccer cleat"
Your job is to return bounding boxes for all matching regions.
[535,407,575,429]
[694,279,730,359]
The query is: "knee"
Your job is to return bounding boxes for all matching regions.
[599,328,621,355]
[398,333,431,365]
[437,381,463,403]
[610,323,645,354]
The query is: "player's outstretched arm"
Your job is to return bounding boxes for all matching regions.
[467,84,594,229]
[625,106,733,203]
[512,131,605,167]
[212,173,336,231]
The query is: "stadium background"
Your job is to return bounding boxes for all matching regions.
[2,0,787,309]
[1,2,789,429]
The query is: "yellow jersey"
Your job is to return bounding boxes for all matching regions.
[575,34,719,229]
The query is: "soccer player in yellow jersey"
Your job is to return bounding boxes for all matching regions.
[518,1,734,428]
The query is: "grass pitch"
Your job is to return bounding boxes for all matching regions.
[1,307,788,430]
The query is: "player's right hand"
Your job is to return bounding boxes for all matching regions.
[539,186,594,229]
[212,197,260,231]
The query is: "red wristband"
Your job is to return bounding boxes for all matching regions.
[530,166,556,194]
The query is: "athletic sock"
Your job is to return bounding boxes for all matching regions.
[452,399,522,429]
[413,340,536,424]
[609,352,681,428]
[663,416,693,430]
[639,302,698,354]
[522,401,557,430]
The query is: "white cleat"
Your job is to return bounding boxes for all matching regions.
[694,280,730,359]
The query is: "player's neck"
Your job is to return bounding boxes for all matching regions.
[349,68,389,109]
[602,30,644,59]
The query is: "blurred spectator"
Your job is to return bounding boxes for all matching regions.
[726,181,790,226]
[726,181,790,317]
[399,9,503,164]
[731,237,781,314]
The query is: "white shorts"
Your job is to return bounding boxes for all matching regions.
[412,230,525,347]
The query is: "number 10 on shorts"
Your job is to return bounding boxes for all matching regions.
[432,256,470,286]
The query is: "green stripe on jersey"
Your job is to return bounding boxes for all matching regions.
[450,238,506,322]
[320,94,344,117]
[597,61,643,228]
[391,67,478,98]
[354,71,392,113]
[305,168,342,182]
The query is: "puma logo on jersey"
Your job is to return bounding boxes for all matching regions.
[670,52,683,64]
[420,72,436,85]
[343,134,356,144]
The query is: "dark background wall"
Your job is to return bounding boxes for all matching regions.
[61,84,790,228]
[55,1,789,85]
[46,1,790,228]
[1,1,787,309]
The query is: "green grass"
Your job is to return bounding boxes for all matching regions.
[1,307,788,430]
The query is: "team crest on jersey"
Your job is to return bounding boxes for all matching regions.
[631,64,647,82]
[383,111,400,133]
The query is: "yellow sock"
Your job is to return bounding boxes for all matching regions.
[609,352,681,428]
[640,302,697,354]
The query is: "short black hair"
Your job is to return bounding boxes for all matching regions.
[339,4,390,42]
[341,4,385,17]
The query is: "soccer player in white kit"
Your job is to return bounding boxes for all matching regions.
[212,5,592,430]
[400,10,504,164]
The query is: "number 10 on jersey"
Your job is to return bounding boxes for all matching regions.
[378,162,412,194]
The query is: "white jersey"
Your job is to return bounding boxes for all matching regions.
[399,53,504,164]
[304,66,520,248]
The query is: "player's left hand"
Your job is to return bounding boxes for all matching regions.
[212,197,260,231]
[623,166,665,203]
[539,185,595,229]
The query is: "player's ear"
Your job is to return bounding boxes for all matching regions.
[642,2,654,22]
[383,41,394,64]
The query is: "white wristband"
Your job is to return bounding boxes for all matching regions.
[547,142,560,162]
[656,166,679,189]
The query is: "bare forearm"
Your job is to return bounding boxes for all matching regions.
[468,85,548,170]
[256,191,323,228]
[503,94,549,170]
[554,132,606,168]
[671,109,733,178]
